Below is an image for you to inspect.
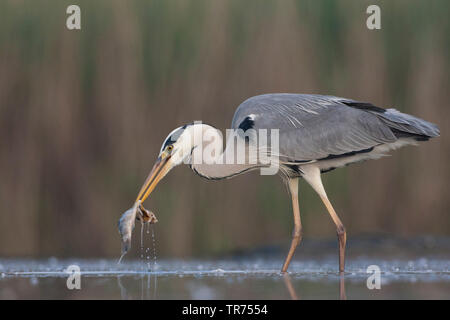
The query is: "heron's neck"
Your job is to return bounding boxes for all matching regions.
[191,160,253,180]
[188,125,254,180]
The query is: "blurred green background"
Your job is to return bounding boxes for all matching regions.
[0,0,448,259]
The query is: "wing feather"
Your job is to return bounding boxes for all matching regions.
[231,94,403,162]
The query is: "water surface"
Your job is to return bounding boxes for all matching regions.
[1,256,449,299]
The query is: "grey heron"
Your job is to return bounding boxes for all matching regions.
[133,93,440,273]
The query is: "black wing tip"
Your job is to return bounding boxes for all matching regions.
[343,100,441,140]
[341,100,387,113]
[318,147,375,161]
[391,127,439,141]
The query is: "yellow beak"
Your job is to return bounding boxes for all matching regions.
[135,155,172,204]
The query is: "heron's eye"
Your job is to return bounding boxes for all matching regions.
[167,145,174,152]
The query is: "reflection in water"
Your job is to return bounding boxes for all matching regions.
[283,274,299,300]
[118,274,158,300]
[283,273,347,300]
[153,274,158,299]
[339,274,347,300]
[117,276,131,300]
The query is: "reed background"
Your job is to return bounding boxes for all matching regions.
[0,0,448,258]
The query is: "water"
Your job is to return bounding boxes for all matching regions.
[2,236,450,299]
[0,256,449,299]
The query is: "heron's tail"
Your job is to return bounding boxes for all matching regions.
[376,109,440,141]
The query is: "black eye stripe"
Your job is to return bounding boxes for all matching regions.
[163,138,175,149]
[162,126,187,149]
[160,123,196,152]
[162,135,178,150]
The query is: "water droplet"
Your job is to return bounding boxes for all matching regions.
[151,226,157,271]
[140,222,145,271]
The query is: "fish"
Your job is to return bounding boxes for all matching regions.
[118,201,158,263]
[136,204,158,224]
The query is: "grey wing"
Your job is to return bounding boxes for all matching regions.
[231,93,438,162]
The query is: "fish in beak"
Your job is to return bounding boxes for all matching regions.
[118,202,158,263]
[117,124,189,262]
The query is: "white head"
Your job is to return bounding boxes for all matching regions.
[134,123,222,203]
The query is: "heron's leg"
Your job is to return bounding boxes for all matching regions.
[302,166,347,273]
[281,178,302,273]
[319,193,346,273]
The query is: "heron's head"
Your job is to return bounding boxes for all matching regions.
[134,123,217,204]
